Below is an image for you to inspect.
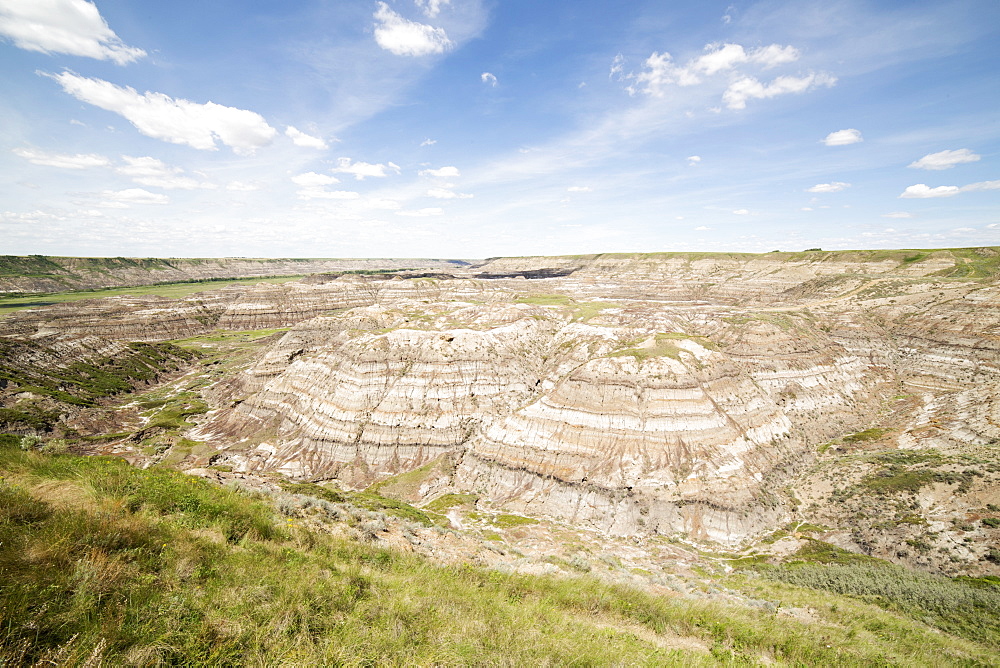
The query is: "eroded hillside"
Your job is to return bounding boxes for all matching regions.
[0,254,468,294]
[2,249,999,577]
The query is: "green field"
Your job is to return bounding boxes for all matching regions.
[0,275,303,316]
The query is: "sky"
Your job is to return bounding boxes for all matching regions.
[1,0,998,258]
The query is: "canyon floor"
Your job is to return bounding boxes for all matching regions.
[2,249,999,664]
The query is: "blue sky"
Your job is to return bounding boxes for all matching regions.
[1,0,998,258]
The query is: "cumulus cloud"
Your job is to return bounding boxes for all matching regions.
[732,208,750,215]
[900,180,1000,198]
[13,146,109,169]
[47,72,276,154]
[481,72,497,86]
[420,138,437,146]
[882,211,913,218]
[415,0,450,18]
[908,148,980,171]
[567,186,592,192]
[427,188,472,199]
[687,155,701,166]
[419,165,460,178]
[723,72,836,110]
[807,181,850,193]
[331,157,399,180]
[823,128,863,146]
[0,0,145,64]
[117,155,215,190]
[373,2,452,57]
[285,126,329,150]
[695,225,710,230]
[899,184,960,198]
[98,188,168,207]
[396,207,443,217]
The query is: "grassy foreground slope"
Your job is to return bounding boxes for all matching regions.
[1,440,996,666]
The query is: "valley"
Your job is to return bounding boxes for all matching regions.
[2,249,999,664]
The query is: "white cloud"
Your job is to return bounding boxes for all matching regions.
[899,184,960,198]
[117,155,215,190]
[373,2,452,57]
[625,42,803,97]
[420,138,437,146]
[481,72,497,86]
[226,181,260,192]
[98,188,168,207]
[800,207,813,211]
[723,72,836,110]
[13,147,109,169]
[882,211,912,218]
[567,186,592,192]
[694,225,710,230]
[291,171,340,187]
[427,188,472,199]
[964,180,1000,192]
[415,0,450,18]
[48,72,276,154]
[748,44,800,68]
[331,157,399,180]
[396,207,443,217]
[908,148,980,170]
[0,0,145,64]
[807,181,850,193]
[732,208,750,215]
[900,180,1000,198]
[285,126,329,150]
[687,155,701,166]
[823,128,863,146]
[419,165,460,178]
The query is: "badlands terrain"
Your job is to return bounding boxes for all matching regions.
[2,249,999,664]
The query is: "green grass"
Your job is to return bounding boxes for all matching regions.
[141,392,208,430]
[170,327,290,348]
[569,301,621,322]
[752,557,1000,647]
[0,340,196,417]
[608,333,692,362]
[491,513,540,528]
[842,428,891,443]
[0,276,303,315]
[514,293,574,306]
[424,493,478,513]
[1,443,996,665]
[281,480,440,527]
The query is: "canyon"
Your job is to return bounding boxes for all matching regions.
[2,249,998,576]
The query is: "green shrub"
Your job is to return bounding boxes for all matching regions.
[755,561,1000,646]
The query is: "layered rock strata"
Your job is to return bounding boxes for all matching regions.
[3,249,999,550]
